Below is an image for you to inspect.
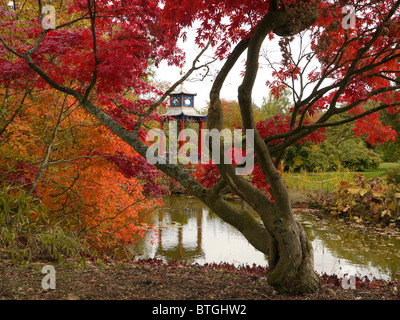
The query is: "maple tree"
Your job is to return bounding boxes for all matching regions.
[2,0,400,293]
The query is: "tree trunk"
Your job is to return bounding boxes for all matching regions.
[262,205,320,293]
[200,179,320,293]
[268,230,320,294]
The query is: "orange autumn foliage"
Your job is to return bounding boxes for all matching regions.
[0,88,163,256]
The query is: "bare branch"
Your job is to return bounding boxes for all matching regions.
[0,87,33,137]
[27,93,69,196]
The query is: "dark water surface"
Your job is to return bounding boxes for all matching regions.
[129,196,400,280]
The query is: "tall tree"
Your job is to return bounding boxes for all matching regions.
[2,0,400,293]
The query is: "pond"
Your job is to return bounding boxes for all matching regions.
[129,196,400,281]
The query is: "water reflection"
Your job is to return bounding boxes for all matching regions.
[129,196,268,266]
[129,196,400,280]
[296,211,400,280]
[157,207,204,261]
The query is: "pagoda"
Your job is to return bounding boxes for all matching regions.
[159,85,207,162]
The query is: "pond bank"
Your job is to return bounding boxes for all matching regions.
[1,258,399,300]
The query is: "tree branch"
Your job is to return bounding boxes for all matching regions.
[140,40,215,121]
[0,87,33,137]
[82,0,99,104]
[27,93,69,196]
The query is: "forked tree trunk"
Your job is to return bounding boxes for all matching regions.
[204,190,320,294]
[199,152,320,293]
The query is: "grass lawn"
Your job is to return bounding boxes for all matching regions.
[362,162,400,179]
[282,162,399,195]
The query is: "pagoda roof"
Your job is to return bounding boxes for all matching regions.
[170,84,197,96]
[160,107,207,119]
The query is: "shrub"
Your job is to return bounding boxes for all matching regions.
[339,141,382,171]
[386,166,400,185]
[303,143,340,172]
[321,174,400,225]
[283,144,340,172]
